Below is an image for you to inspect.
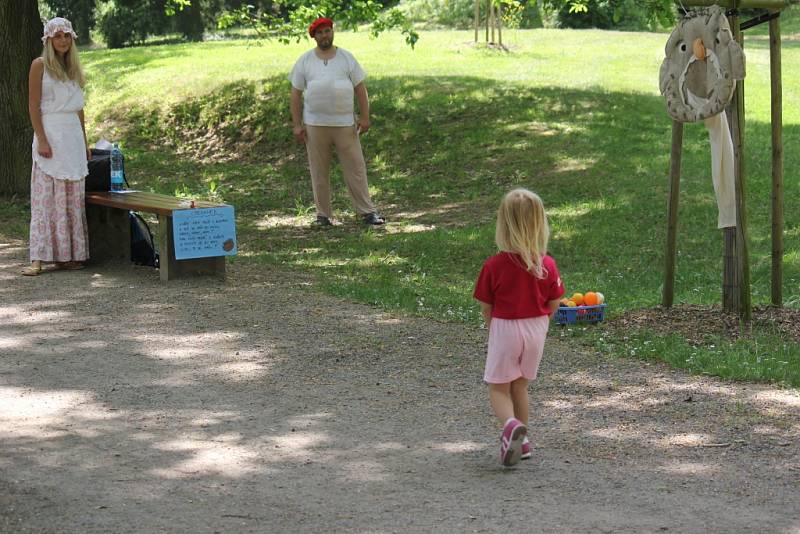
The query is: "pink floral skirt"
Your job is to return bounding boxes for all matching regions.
[29,162,89,262]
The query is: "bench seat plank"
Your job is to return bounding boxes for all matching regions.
[86,191,221,216]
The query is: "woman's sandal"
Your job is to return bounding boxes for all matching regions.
[21,263,42,276]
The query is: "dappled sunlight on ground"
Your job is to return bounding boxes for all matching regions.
[133,332,248,361]
[150,436,265,478]
[383,223,437,234]
[433,441,490,454]
[0,387,101,440]
[663,433,713,447]
[211,358,272,381]
[255,213,312,229]
[269,431,327,459]
[1,303,75,325]
[340,460,388,482]
[395,201,487,225]
[750,390,800,408]
[588,426,645,441]
[656,462,719,476]
[2,239,799,531]
[549,156,595,175]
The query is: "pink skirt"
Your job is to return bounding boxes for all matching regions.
[484,316,550,384]
[29,162,88,262]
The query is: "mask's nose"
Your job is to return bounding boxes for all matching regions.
[693,38,706,61]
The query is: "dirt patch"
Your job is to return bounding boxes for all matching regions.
[1,239,799,533]
[609,304,800,345]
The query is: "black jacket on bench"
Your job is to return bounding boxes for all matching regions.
[85,149,125,191]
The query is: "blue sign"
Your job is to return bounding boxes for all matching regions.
[172,206,237,260]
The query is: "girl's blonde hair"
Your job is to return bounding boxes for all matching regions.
[495,188,550,277]
[42,36,86,88]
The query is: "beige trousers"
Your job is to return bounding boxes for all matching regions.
[305,125,375,218]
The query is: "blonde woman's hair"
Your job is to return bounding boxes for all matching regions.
[495,188,550,277]
[41,36,86,88]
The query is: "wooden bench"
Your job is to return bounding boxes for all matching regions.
[85,191,228,282]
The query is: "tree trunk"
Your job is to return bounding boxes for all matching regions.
[0,0,41,198]
[177,1,204,42]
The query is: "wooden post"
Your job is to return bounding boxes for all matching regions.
[770,14,784,306]
[485,0,490,42]
[497,2,503,46]
[474,0,480,42]
[663,120,683,308]
[723,227,739,310]
[729,7,752,320]
[489,1,495,43]
[157,214,225,282]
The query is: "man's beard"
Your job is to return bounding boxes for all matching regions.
[318,39,333,50]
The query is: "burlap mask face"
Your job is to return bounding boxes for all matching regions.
[659,6,745,123]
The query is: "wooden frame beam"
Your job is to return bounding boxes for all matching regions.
[676,0,796,9]
[770,15,784,305]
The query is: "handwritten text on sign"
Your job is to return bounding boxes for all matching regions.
[172,206,237,260]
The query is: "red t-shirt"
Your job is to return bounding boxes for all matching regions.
[473,252,565,319]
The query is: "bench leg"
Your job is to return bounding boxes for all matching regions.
[157,214,226,282]
[86,204,131,264]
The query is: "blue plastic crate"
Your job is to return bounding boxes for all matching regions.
[555,304,607,325]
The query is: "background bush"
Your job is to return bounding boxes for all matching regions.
[540,0,675,31]
[96,0,170,48]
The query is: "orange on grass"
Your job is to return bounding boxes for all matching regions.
[583,292,599,306]
[571,293,584,306]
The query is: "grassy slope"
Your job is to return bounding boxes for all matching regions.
[5,21,800,385]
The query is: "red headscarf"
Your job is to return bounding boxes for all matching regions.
[308,17,333,37]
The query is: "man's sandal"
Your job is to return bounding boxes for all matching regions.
[362,212,386,226]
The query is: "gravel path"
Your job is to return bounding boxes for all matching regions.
[2,239,799,533]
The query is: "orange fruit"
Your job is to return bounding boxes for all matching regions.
[571,293,584,306]
[583,292,598,306]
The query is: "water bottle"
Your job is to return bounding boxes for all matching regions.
[110,143,124,192]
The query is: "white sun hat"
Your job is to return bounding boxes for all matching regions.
[42,17,78,43]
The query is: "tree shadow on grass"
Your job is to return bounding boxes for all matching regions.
[105,74,800,312]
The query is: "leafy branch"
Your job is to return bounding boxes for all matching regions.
[218,1,419,48]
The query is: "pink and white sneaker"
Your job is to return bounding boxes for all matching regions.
[499,418,527,466]
[521,437,532,460]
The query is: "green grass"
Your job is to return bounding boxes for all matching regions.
[7,24,800,386]
[595,328,800,388]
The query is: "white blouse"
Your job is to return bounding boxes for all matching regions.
[32,69,88,181]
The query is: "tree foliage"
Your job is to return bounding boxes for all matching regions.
[41,0,96,43]
[541,0,676,30]
[218,0,420,48]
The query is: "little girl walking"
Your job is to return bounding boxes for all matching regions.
[474,188,565,466]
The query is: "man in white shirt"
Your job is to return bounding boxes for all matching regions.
[289,17,386,227]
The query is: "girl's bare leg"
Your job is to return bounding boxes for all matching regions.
[488,383,515,423]
[510,377,530,425]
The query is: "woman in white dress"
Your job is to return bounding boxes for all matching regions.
[22,17,91,276]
